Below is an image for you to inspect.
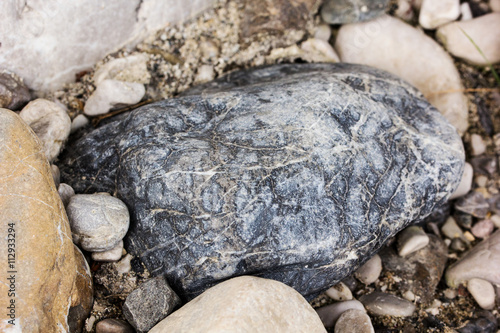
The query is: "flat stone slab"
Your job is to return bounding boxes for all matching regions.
[59,63,464,300]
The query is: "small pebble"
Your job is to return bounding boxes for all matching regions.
[71,114,90,133]
[460,3,473,20]
[300,38,340,63]
[395,0,414,21]
[314,24,332,42]
[19,99,71,162]
[115,254,133,275]
[66,193,130,251]
[454,212,473,229]
[419,0,460,29]
[359,292,416,317]
[355,254,382,285]
[450,163,473,199]
[334,309,374,333]
[51,164,60,188]
[470,134,487,156]
[326,282,353,301]
[93,54,150,85]
[471,219,494,239]
[86,315,97,332]
[455,191,489,219]
[425,299,442,316]
[402,290,415,301]
[490,214,500,228]
[397,226,430,257]
[450,237,467,252]
[58,183,75,207]
[194,65,215,83]
[475,175,488,188]
[0,70,31,110]
[92,240,124,262]
[316,300,366,328]
[200,40,219,60]
[463,231,475,242]
[443,288,457,299]
[467,278,496,310]
[84,79,145,116]
[96,318,134,333]
[441,216,465,240]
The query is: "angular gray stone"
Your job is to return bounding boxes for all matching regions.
[123,275,181,333]
[321,0,390,24]
[59,63,464,300]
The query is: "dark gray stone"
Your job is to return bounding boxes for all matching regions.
[122,275,181,333]
[59,63,464,300]
[320,0,389,24]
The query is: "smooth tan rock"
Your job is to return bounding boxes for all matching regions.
[0,108,91,332]
[436,13,500,65]
[149,276,326,333]
[335,15,468,135]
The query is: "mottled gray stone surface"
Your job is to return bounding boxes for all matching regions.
[59,63,464,300]
[320,0,389,24]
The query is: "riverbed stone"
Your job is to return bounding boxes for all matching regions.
[0,108,92,332]
[149,276,326,333]
[59,63,464,300]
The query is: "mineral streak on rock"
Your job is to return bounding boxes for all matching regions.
[59,63,464,300]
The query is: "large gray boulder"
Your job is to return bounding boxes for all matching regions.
[59,63,464,300]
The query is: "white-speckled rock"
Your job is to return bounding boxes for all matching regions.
[450,162,473,200]
[300,38,340,63]
[94,54,150,86]
[446,230,500,287]
[58,183,75,207]
[470,134,487,156]
[436,13,500,65]
[397,226,430,257]
[316,300,366,329]
[326,282,353,301]
[0,0,215,92]
[19,99,71,162]
[359,292,416,317]
[84,79,145,116]
[66,193,130,251]
[334,309,374,333]
[92,240,124,262]
[149,276,326,333]
[335,15,468,135]
[355,254,382,285]
[71,114,90,133]
[467,278,496,310]
[419,0,460,29]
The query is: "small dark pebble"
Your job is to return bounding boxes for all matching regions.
[470,155,497,177]
[454,212,473,229]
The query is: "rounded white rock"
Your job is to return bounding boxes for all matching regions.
[470,134,487,156]
[355,254,382,285]
[84,79,145,116]
[419,0,460,29]
[19,99,71,162]
[467,278,496,310]
[397,226,430,257]
[326,282,353,301]
[58,183,75,207]
[449,162,473,200]
[71,114,90,133]
[93,54,150,86]
[92,240,124,262]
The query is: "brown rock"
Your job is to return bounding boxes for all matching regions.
[0,70,31,110]
[68,245,94,333]
[0,108,92,332]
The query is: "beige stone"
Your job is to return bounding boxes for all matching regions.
[149,276,326,333]
[0,108,92,332]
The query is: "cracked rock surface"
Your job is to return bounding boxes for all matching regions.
[59,63,465,300]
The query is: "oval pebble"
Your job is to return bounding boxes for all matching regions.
[96,318,134,333]
[450,162,473,200]
[334,309,374,333]
[397,226,430,257]
[359,292,416,317]
[92,240,124,262]
[58,183,75,207]
[467,278,496,310]
[355,254,382,285]
[326,282,353,301]
[471,219,494,239]
[316,300,366,328]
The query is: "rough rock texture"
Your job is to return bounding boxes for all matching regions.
[0,70,31,110]
[335,15,469,135]
[59,63,464,300]
[0,109,92,332]
[0,0,215,92]
[320,0,390,24]
[149,276,326,333]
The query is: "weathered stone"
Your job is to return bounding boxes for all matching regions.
[326,282,353,301]
[123,275,181,333]
[335,15,469,135]
[316,300,366,328]
[334,309,374,333]
[418,0,460,29]
[66,194,130,252]
[397,226,429,257]
[379,235,448,304]
[59,63,464,300]
[149,276,326,333]
[359,292,416,317]
[467,278,495,310]
[0,109,91,332]
[84,80,145,116]
[0,70,31,110]
[355,254,382,285]
[320,0,390,24]
[93,54,151,86]
[92,240,124,262]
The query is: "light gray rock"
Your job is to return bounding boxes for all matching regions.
[471,134,487,156]
[300,38,340,63]
[92,240,124,262]
[84,79,145,116]
[436,13,500,65]
[66,193,130,251]
[334,309,374,333]
[446,230,500,287]
[58,183,75,207]
[450,162,473,200]
[397,226,429,257]
[320,0,390,24]
[359,292,416,317]
[0,0,215,92]
[419,0,460,29]
[19,99,71,162]
[316,300,366,329]
[314,24,332,42]
[149,276,326,333]
[0,70,31,110]
[326,282,353,301]
[93,54,150,86]
[471,219,494,239]
[335,15,469,135]
[123,275,181,333]
[96,318,134,333]
[467,278,496,310]
[441,216,465,240]
[71,114,90,133]
[355,254,382,285]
